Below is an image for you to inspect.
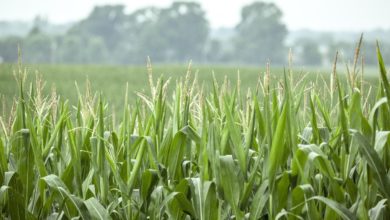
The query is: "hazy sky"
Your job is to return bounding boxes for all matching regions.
[1,0,389,31]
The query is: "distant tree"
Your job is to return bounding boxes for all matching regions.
[32,15,49,31]
[28,26,41,36]
[12,3,209,64]
[23,28,54,63]
[57,35,85,63]
[0,36,23,62]
[235,2,287,64]
[85,37,109,63]
[204,39,225,63]
[155,2,209,62]
[125,2,209,63]
[298,39,322,65]
[69,5,128,49]
[56,34,108,64]
[126,7,165,63]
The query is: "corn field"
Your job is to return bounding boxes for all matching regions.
[1,42,390,219]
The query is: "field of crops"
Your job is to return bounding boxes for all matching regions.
[0,63,264,110]
[0,61,379,117]
[1,45,390,219]
[0,63,272,121]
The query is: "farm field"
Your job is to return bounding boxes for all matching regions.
[2,0,390,218]
[0,62,379,116]
[0,63,262,115]
[0,51,390,219]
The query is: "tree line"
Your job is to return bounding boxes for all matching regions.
[0,1,389,65]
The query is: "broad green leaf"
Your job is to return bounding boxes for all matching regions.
[368,199,387,220]
[353,132,390,200]
[84,197,112,220]
[41,174,90,219]
[309,94,320,144]
[369,97,387,127]
[335,67,350,153]
[219,155,244,218]
[3,172,26,220]
[190,178,219,220]
[223,98,247,176]
[374,131,390,154]
[140,169,159,204]
[163,191,196,218]
[291,184,318,218]
[376,42,390,110]
[268,99,288,189]
[309,196,357,220]
[249,180,269,220]
[297,144,336,178]
[275,209,304,220]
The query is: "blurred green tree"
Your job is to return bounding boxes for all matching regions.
[156,2,209,62]
[66,2,209,64]
[298,39,323,65]
[204,39,223,63]
[0,36,23,62]
[57,35,108,64]
[57,35,85,63]
[85,37,109,63]
[124,2,209,63]
[126,7,166,63]
[69,5,128,49]
[235,2,287,64]
[23,27,54,63]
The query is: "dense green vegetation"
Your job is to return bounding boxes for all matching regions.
[0,63,312,118]
[0,2,289,65]
[0,61,379,116]
[4,1,389,66]
[0,63,273,117]
[1,43,390,219]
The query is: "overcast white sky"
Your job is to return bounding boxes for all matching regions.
[0,0,389,31]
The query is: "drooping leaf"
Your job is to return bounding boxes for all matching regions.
[84,197,112,220]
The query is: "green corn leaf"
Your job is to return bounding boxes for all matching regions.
[309,196,357,220]
[309,94,320,144]
[41,174,91,219]
[167,131,186,181]
[353,132,390,200]
[335,70,350,153]
[291,184,319,218]
[3,172,27,220]
[219,155,244,218]
[162,191,196,218]
[315,95,332,130]
[84,197,112,220]
[190,178,219,220]
[349,90,363,130]
[0,136,7,183]
[140,169,159,204]
[374,131,390,154]
[223,97,247,176]
[268,98,288,190]
[368,199,387,220]
[249,180,269,220]
[376,42,390,110]
[369,97,387,128]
